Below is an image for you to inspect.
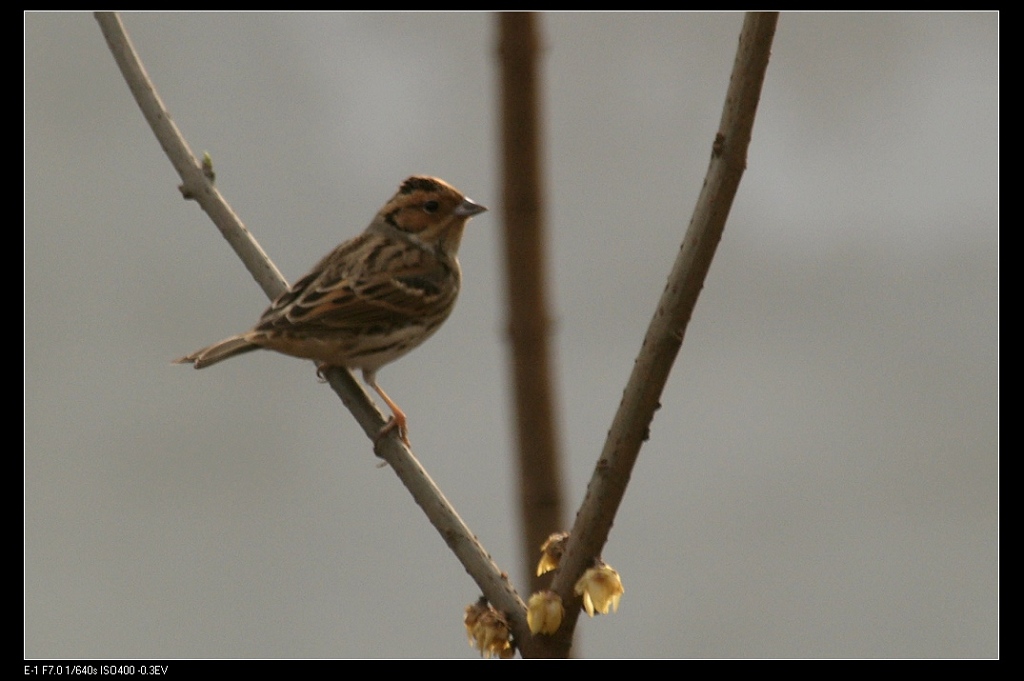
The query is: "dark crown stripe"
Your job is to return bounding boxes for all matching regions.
[399,177,445,195]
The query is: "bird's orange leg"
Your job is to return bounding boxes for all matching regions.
[365,374,409,446]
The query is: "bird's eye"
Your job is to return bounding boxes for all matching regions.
[423,200,440,214]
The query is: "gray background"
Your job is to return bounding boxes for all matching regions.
[25,13,997,658]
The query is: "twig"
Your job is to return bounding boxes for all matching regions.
[95,13,286,299]
[547,12,780,651]
[94,11,528,643]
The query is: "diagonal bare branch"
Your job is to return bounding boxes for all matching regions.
[94,11,528,642]
[547,12,780,649]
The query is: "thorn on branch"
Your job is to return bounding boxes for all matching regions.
[713,132,726,156]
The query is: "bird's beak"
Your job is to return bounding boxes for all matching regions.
[455,198,488,217]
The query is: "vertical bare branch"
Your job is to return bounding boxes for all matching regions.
[548,12,780,646]
[497,13,567,597]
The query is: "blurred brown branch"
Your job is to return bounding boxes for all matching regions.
[497,14,568,597]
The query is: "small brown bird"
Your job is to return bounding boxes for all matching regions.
[176,176,487,444]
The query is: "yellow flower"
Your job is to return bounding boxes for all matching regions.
[464,599,488,646]
[536,531,570,576]
[527,590,564,635]
[574,563,624,617]
[464,599,515,658]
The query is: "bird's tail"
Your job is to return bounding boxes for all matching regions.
[174,334,260,369]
